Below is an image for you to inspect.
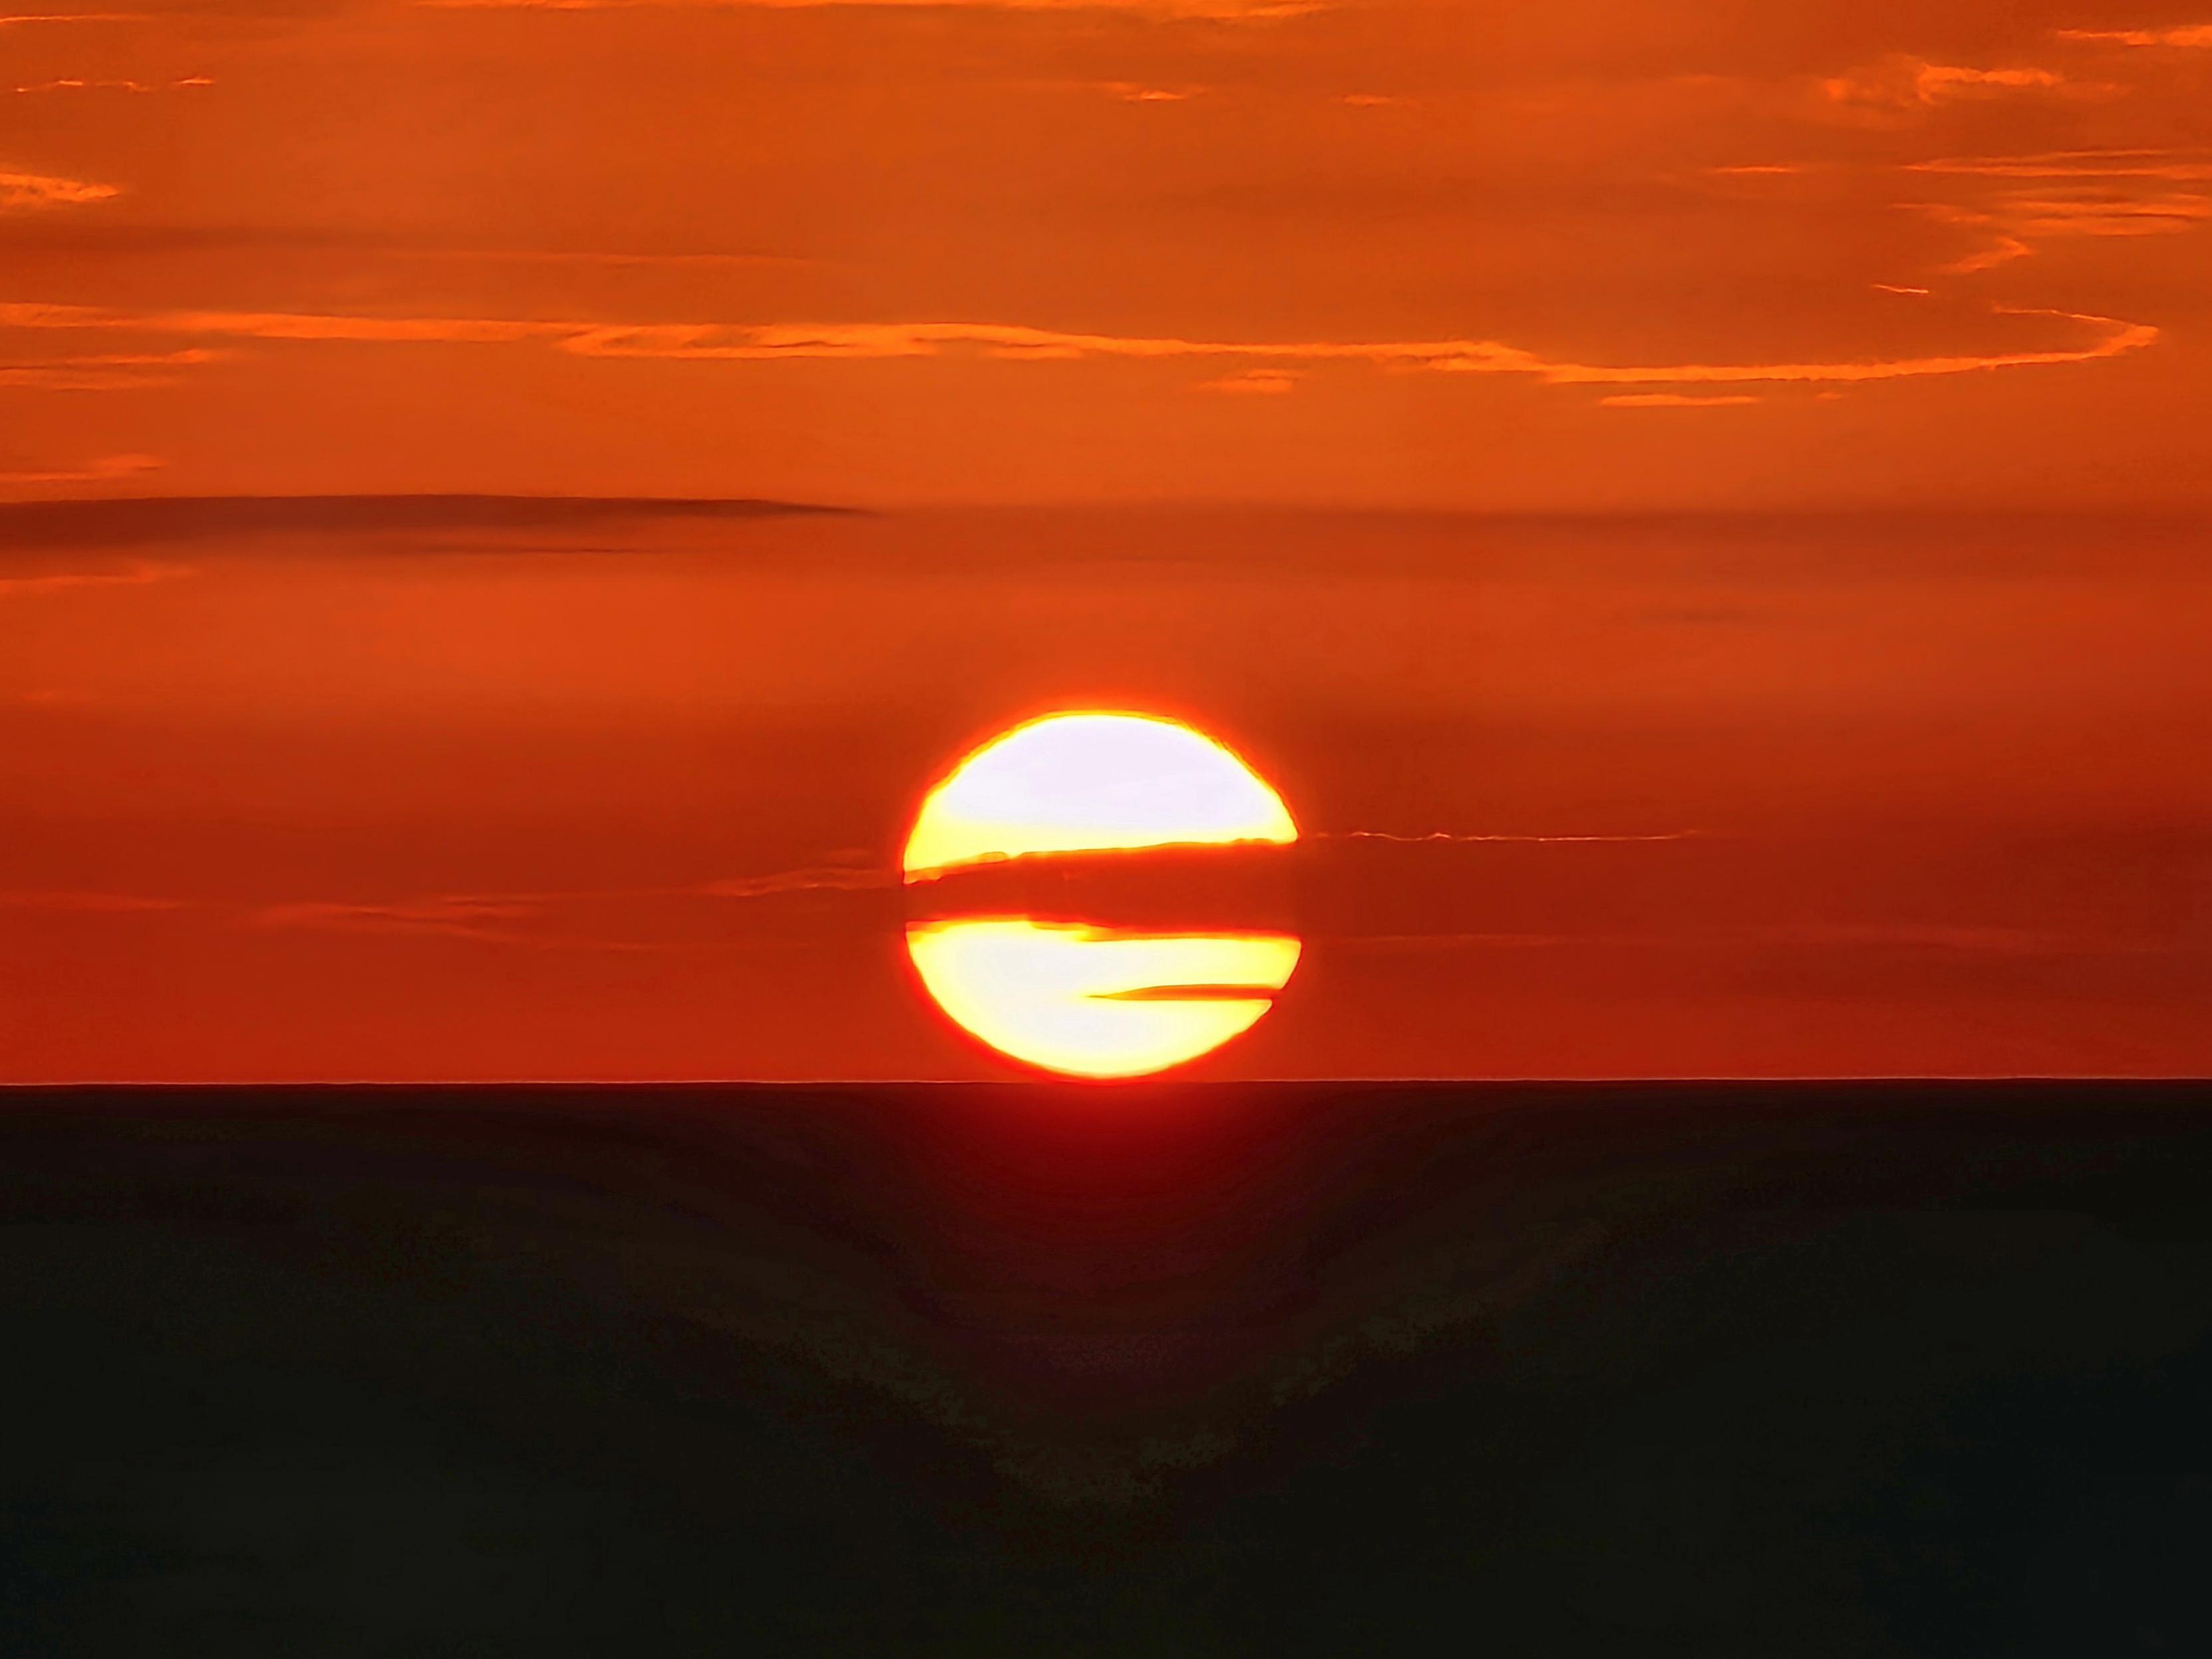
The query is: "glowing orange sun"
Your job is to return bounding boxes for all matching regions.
[903,712,1301,1079]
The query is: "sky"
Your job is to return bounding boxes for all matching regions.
[4,0,2211,506]
[1,3,2209,1081]
[2,504,2206,1080]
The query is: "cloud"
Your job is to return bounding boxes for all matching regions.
[0,492,848,549]
[0,452,160,486]
[419,0,1313,17]
[0,12,146,23]
[1339,921,2086,957]
[0,171,120,211]
[0,347,220,389]
[1931,192,2212,271]
[249,895,550,943]
[1598,392,1760,408]
[1195,368,1301,395]
[700,865,893,899]
[0,297,2161,391]
[0,301,561,345]
[1759,921,2073,953]
[558,310,2162,387]
[1818,57,2076,111]
[1907,148,2212,182]
[0,857,897,956]
[1993,192,2211,237]
[0,889,186,912]
[0,556,188,597]
[1327,829,1703,845]
[2055,24,2212,49]
[1097,81,1197,102]
[1903,152,2212,272]
[1900,63,2068,100]
[11,76,212,93]
[247,863,895,949]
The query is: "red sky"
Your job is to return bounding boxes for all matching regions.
[2,3,2209,1080]
[2,506,2205,1080]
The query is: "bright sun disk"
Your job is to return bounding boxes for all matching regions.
[903,711,1301,1079]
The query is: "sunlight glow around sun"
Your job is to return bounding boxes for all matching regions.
[903,712,1301,1078]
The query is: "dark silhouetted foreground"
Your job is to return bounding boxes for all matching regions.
[2,1082,2207,1656]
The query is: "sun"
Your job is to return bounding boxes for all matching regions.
[903,711,1301,1079]
[902,711,1297,877]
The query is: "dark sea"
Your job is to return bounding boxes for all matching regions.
[3,1080,2207,1656]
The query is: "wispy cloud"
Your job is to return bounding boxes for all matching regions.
[1990,192,2211,237]
[0,861,899,950]
[0,299,2161,390]
[247,862,895,947]
[1942,202,2207,269]
[0,451,160,486]
[1905,150,2212,273]
[0,889,186,912]
[700,864,893,899]
[0,492,840,548]
[1708,148,2212,279]
[1907,148,2212,182]
[0,347,219,390]
[557,310,2162,387]
[249,895,552,944]
[0,301,557,344]
[1098,81,1197,102]
[1598,392,1760,408]
[1819,57,2078,111]
[0,12,146,24]
[0,170,120,211]
[11,75,210,94]
[1340,920,2087,957]
[1762,921,2075,953]
[387,245,806,269]
[0,556,189,598]
[1327,829,1704,845]
[1195,368,1301,395]
[2056,23,2212,49]
[420,0,1313,17]
[1900,63,2069,100]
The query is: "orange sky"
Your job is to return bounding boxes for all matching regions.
[4,1,2211,506]
[2,4,2209,1081]
[1,506,2207,1079]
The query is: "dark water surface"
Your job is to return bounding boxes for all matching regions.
[3,1081,2208,1655]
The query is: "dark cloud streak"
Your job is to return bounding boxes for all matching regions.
[0,493,862,549]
